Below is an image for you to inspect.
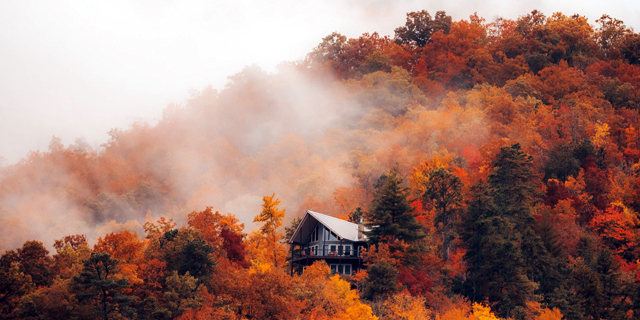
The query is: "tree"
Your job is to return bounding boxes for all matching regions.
[253,193,286,267]
[365,166,425,245]
[0,262,34,318]
[283,216,302,243]
[423,167,463,261]
[164,271,205,318]
[159,228,217,279]
[73,252,135,320]
[362,260,400,300]
[488,143,537,225]
[463,144,542,317]
[395,10,452,47]
[14,240,54,287]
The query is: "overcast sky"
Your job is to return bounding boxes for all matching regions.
[1,0,638,164]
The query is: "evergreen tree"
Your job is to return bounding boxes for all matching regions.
[364,165,425,245]
[73,252,135,320]
[462,144,543,318]
[362,261,400,300]
[488,143,537,227]
[160,228,216,280]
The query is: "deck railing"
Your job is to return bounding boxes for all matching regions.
[293,247,363,259]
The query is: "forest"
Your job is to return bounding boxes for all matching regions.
[2,8,640,319]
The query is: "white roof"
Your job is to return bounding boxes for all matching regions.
[289,210,366,244]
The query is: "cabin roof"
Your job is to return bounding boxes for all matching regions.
[289,210,366,244]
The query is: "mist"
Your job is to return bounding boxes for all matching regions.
[1,1,639,251]
[1,1,638,164]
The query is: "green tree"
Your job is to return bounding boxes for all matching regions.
[462,144,543,317]
[73,252,135,320]
[348,207,365,223]
[488,143,538,227]
[422,168,463,261]
[284,216,302,243]
[159,228,216,279]
[394,10,452,47]
[163,271,204,318]
[0,262,34,319]
[364,166,425,245]
[254,193,286,268]
[362,261,400,300]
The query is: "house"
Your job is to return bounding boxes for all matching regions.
[288,210,368,276]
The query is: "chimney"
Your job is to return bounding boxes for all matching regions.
[357,217,364,239]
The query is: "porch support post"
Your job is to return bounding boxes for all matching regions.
[290,242,294,276]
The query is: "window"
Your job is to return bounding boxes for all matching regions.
[329,264,352,275]
[330,232,337,241]
[330,245,336,252]
[344,245,351,256]
[338,245,343,256]
[325,227,330,240]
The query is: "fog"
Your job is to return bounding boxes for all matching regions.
[0,1,639,251]
[1,0,638,164]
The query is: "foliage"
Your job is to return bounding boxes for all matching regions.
[73,252,135,320]
[365,165,425,245]
[254,193,286,267]
[3,8,640,320]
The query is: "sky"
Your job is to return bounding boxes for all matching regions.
[1,0,639,165]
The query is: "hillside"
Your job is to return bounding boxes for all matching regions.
[2,10,640,319]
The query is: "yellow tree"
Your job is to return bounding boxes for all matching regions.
[253,193,285,267]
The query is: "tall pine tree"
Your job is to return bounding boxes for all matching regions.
[462,144,542,318]
[365,165,425,245]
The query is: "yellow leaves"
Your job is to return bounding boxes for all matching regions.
[254,193,285,236]
[436,308,476,320]
[563,169,590,202]
[245,230,288,269]
[525,301,564,320]
[432,302,498,320]
[118,263,144,285]
[471,302,499,320]
[294,261,377,320]
[535,308,564,320]
[248,258,273,274]
[328,275,378,320]
[592,122,610,149]
[611,201,640,226]
[382,292,431,320]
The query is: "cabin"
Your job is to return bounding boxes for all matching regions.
[288,210,368,276]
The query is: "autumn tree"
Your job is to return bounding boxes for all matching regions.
[253,193,285,267]
[422,167,464,261]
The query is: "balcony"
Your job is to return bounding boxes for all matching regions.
[291,247,364,262]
